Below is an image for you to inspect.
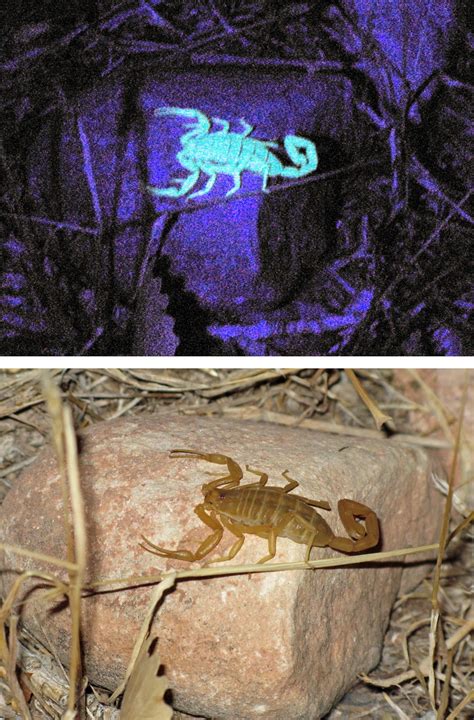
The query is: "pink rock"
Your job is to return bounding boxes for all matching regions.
[393,368,473,488]
[0,415,442,719]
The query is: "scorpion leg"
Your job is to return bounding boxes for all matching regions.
[239,119,254,137]
[304,498,331,510]
[245,465,269,487]
[140,504,224,562]
[261,167,270,193]
[247,469,298,493]
[258,513,295,564]
[281,471,331,509]
[305,533,319,564]
[305,540,312,564]
[169,171,200,196]
[226,173,242,197]
[188,173,217,199]
[280,470,299,493]
[206,515,246,564]
[212,117,230,133]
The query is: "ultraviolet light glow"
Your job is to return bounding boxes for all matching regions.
[148,107,318,200]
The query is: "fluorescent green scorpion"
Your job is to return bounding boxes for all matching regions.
[148,107,318,200]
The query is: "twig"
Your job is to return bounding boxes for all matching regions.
[427,372,468,709]
[360,617,474,688]
[41,372,87,713]
[190,53,344,72]
[4,616,32,720]
[77,118,103,228]
[0,543,78,572]
[0,456,36,479]
[345,368,393,430]
[86,544,439,591]
[446,689,474,720]
[0,212,100,236]
[410,157,473,225]
[199,407,452,449]
[147,158,385,215]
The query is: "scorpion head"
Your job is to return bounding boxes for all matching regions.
[204,487,232,512]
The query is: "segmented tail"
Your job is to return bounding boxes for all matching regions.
[279,134,318,178]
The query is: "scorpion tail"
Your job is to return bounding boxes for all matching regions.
[280,135,318,179]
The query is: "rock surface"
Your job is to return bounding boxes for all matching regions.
[0,415,443,719]
[393,369,472,497]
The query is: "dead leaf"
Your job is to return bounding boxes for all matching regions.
[121,636,172,720]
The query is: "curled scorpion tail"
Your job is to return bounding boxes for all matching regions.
[280,134,318,178]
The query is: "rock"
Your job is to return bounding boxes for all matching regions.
[0,415,442,719]
[393,369,473,488]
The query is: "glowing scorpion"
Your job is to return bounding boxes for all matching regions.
[148,107,318,200]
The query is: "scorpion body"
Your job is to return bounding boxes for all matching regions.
[148,107,318,200]
[141,450,380,565]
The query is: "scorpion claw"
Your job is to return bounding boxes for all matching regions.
[140,534,197,562]
[169,449,203,459]
[140,535,168,556]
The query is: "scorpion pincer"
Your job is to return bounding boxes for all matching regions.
[148,107,318,200]
[141,450,380,565]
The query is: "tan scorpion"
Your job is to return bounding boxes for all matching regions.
[141,450,380,565]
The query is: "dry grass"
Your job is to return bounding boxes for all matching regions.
[0,368,472,719]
